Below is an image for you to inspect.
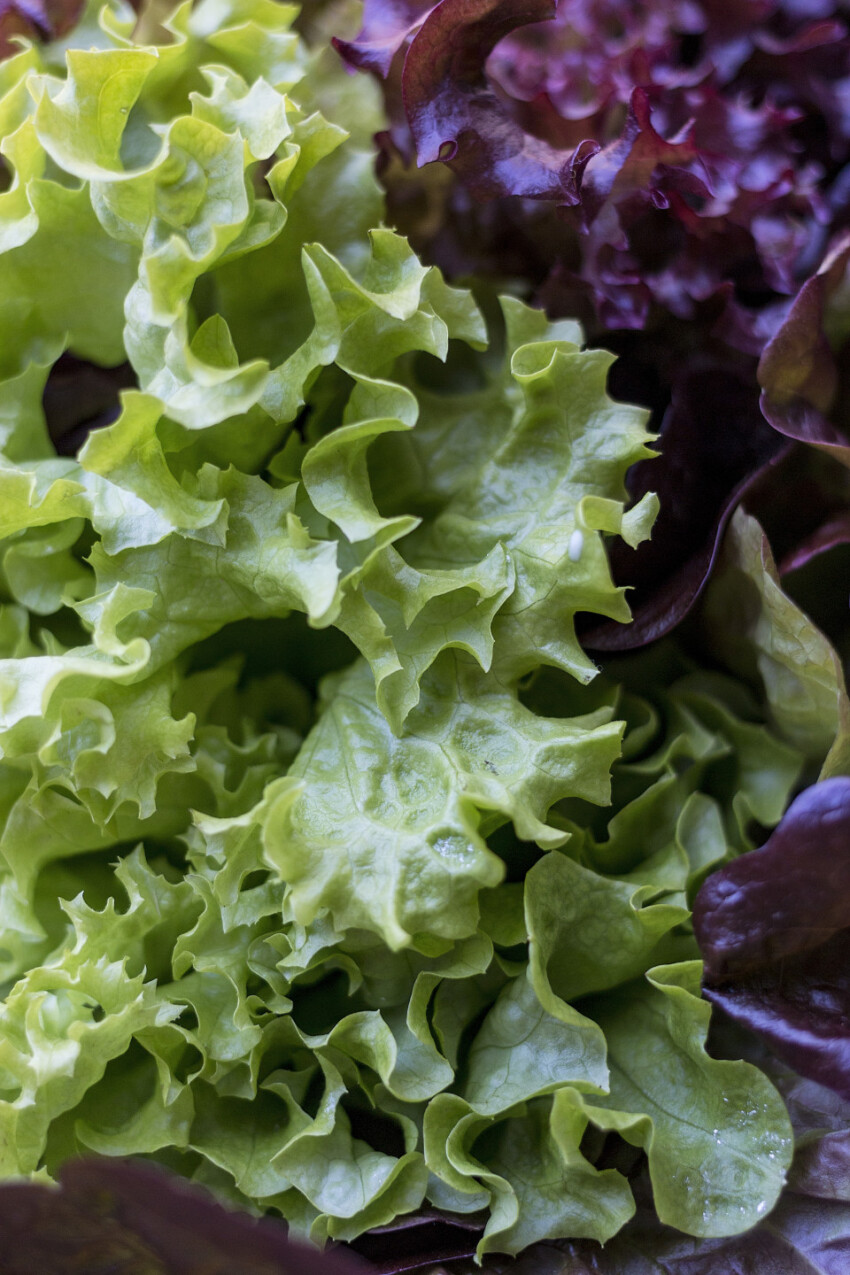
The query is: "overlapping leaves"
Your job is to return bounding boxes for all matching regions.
[0,0,832,1261]
[337,0,850,657]
[0,643,802,1253]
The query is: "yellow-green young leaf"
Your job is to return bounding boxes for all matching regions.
[263,653,624,949]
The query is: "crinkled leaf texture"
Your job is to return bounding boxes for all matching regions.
[337,0,850,664]
[338,0,850,343]
[0,0,819,1259]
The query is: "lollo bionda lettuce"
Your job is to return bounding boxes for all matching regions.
[0,0,844,1262]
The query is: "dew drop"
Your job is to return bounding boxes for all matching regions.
[430,833,475,861]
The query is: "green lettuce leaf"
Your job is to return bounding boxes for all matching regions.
[575,962,793,1237]
[703,506,850,780]
[263,652,624,948]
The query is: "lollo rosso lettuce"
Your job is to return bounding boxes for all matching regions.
[337,0,850,334]
[0,0,841,1263]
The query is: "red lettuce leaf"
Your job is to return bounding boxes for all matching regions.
[339,0,849,340]
[779,509,850,574]
[693,777,850,1100]
[759,232,850,468]
[0,1157,366,1274]
[43,354,136,456]
[346,1209,481,1272]
[0,0,85,53]
[401,0,599,202]
[582,358,788,650]
[332,0,436,77]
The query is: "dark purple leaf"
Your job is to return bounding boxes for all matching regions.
[702,929,850,1105]
[696,778,850,978]
[346,1209,482,1272]
[779,510,850,574]
[790,1130,850,1201]
[0,1157,366,1274]
[693,775,850,974]
[43,354,135,456]
[712,288,793,358]
[332,0,436,78]
[0,0,86,52]
[759,232,850,468]
[693,777,850,1099]
[401,0,598,203]
[582,360,788,651]
[578,87,711,229]
[341,0,848,339]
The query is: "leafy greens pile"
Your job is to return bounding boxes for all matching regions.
[337,0,850,649]
[0,0,848,1268]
